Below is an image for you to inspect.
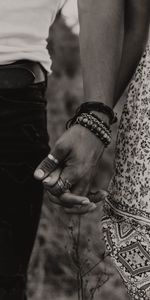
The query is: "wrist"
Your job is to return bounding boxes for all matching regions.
[67,112,111,147]
[66,101,116,148]
[76,101,117,125]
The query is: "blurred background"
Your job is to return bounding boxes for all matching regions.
[28,1,127,299]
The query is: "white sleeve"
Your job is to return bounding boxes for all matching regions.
[59,0,67,10]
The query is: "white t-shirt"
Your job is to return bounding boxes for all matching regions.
[0,0,66,72]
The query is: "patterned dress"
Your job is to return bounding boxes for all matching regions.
[102,40,150,300]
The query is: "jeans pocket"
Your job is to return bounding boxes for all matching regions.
[0,82,47,106]
[0,95,50,156]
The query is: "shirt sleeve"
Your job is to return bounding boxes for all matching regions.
[59,0,67,10]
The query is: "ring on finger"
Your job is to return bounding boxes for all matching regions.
[58,177,72,193]
[48,153,59,165]
[49,177,72,197]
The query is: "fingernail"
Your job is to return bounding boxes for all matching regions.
[34,169,45,179]
[82,199,90,205]
[43,177,51,183]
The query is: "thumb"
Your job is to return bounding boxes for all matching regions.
[43,168,61,186]
[34,140,69,180]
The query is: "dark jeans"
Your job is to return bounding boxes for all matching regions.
[0,83,50,299]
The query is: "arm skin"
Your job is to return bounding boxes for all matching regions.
[78,0,150,108]
[78,0,125,108]
[34,0,150,214]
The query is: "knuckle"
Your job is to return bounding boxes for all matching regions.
[55,140,68,157]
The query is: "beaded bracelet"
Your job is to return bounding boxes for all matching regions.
[76,101,117,125]
[69,112,111,147]
[88,112,110,130]
[78,113,111,135]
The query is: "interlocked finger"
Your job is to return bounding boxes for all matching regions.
[64,202,96,215]
[60,193,90,206]
[46,190,90,207]
[46,191,74,207]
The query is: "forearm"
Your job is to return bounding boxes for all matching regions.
[115,0,150,103]
[77,0,124,108]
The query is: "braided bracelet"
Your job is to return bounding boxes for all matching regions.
[76,113,111,146]
[78,113,111,135]
[88,112,110,130]
[68,112,111,147]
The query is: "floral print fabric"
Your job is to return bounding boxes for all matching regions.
[103,41,150,300]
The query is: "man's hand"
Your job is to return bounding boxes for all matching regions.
[34,125,105,213]
[42,167,97,213]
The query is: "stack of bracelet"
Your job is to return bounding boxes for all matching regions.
[66,101,117,147]
[76,112,111,146]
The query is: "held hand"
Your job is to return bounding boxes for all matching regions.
[41,167,97,214]
[42,167,95,210]
[34,125,105,212]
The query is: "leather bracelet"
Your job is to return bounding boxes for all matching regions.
[76,101,117,125]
